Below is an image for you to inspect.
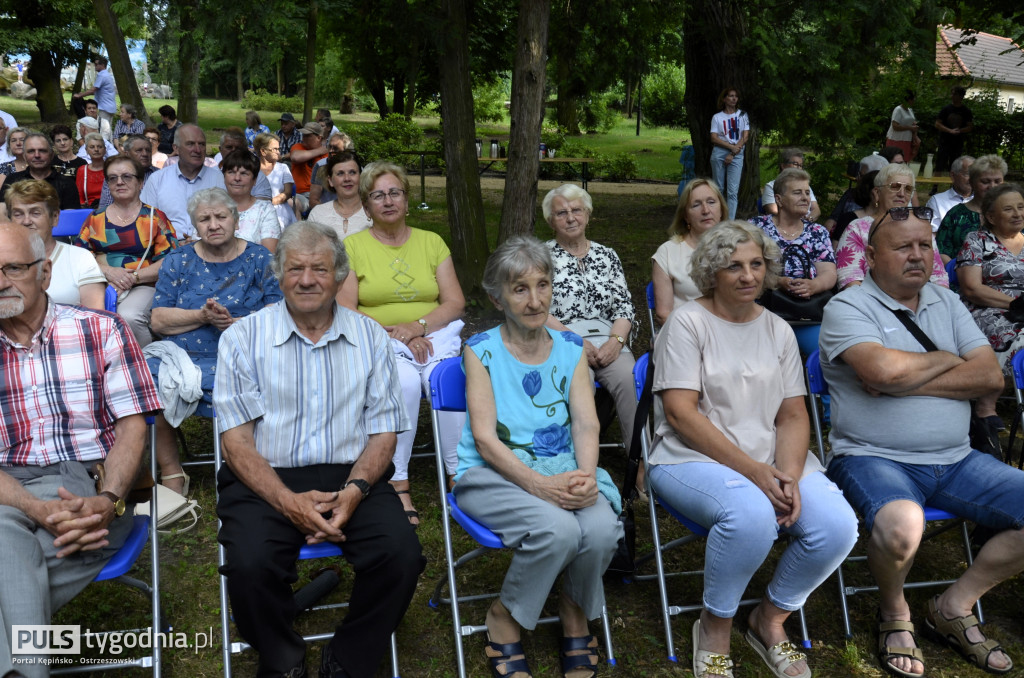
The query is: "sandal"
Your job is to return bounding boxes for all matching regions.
[485,638,532,678]
[161,470,190,496]
[925,596,1013,674]
[745,628,810,678]
[394,489,419,528]
[560,635,598,678]
[877,616,925,678]
[692,619,734,678]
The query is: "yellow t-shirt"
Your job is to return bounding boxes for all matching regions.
[344,227,450,325]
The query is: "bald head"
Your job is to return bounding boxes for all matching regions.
[866,214,933,302]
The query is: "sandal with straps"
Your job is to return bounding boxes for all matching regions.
[559,635,598,678]
[925,596,1014,674]
[161,471,190,496]
[394,489,419,528]
[485,638,532,678]
[744,628,810,678]
[877,615,925,678]
[692,619,734,678]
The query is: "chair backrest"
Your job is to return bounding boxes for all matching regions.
[633,351,650,401]
[645,281,656,337]
[52,208,93,238]
[429,356,467,412]
[1013,350,1024,391]
[945,258,958,288]
[806,349,828,396]
[104,284,118,312]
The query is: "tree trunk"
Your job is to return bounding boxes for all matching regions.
[624,72,634,119]
[554,55,578,133]
[340,78,355,114]
[403,32,421,120]
[277,61,284,95]
[497,0,550,242]
[391,80,406,119]
[73,45,89,94]
[682,0,759,217]
[91,0,150,123]
[236,57,244,101]
[175,0,201,123]
[303,0,317,122]
[28,51,68,122]
[438,0,489,299]
[369,82,389,117]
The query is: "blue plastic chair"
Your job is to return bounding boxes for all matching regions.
[213,413,400,678]
[52,208,93,239]
[1007,351,1024,468]
[427,357,616,678]
[945,257,959,289]
[628,354,810,661]
[806,350,981,637]
[54,417,163,676]
[104,285,118,312]
[645,280,657,337]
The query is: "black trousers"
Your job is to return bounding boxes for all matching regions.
[218,463,424,678]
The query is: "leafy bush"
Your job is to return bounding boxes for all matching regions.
[473,79,509,124]
[580,91,619,133]
[594,152,640,181]
[641,62,687,128]
[240,89,303,114]
[348,113,442,168]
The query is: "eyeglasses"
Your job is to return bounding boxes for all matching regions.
[885,182,914,194]
[554,207,587,221]
[867,206,934,243]
[106,174,138,184]
[783,161,804,168]
[0,259,44,280]
[368,188,406,203]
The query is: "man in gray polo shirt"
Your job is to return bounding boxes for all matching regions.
[820,210,1024,677]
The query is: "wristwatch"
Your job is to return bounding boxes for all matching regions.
[99,490,126,517]
[344,478,371,498]
[610,333,626,345]
[417,318,429,335]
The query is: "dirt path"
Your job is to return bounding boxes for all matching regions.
[420,175,680,196]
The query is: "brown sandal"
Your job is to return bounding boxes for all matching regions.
[925,596,1013,674]
[877,616,924,678]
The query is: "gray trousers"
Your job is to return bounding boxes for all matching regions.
[0,463,132,678]
[116,285,155,348]
[453,465,622,629]
[591,350,637,454]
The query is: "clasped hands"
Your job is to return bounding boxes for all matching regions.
[743,462,801,527]
[280,488,359,545]
[200,298,235,331]
[533,469,599,511]
[385,321,434,364]
[583,339,620,369]
[35,487,117,558]
[779,276,815,299]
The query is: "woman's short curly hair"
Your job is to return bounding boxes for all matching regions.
[689,220,781,297]
[358,162,410,204]
[481,235,554,300]
[969,154,1008,185]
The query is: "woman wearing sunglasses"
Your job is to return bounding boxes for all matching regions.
[835,163,948,290]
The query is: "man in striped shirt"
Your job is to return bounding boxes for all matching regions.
[0,223,161,678]
[214,221,423,678]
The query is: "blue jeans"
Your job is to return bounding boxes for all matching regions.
[711,146,743,219]
[649,463,857,617]
[827,450,1024,533]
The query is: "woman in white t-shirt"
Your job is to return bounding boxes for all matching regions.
[651,178,724,325]
[709,87,749,220]
[4,179,106,308]
[648,220,857,678]
[886,89,920,162]
[307,150,371,241]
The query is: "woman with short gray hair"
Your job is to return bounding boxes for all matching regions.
[649,220,858,678]
[455,235,622,678]
[114,103,145,138]
[149,187,282,495]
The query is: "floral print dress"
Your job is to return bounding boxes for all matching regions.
[958,229,1024,368]
[546,240,635,326]
[749,215,835,278]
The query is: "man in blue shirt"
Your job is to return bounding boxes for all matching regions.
[73,57,117,131]
[214,221,423,678]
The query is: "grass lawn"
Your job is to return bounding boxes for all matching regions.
[42,183,1024,677]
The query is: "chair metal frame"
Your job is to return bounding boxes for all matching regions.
[645,280,657,338]
[426,356,616,678]
[805,349,981,638]
[212,414,399,678]
[1008,351,1024,469]
[54,417,163,675]
[627,353,811,662]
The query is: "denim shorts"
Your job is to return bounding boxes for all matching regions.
[827,450,1024,533]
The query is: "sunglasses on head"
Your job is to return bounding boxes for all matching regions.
[867,206,934,243]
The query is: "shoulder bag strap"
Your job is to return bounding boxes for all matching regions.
[886,306,939,352]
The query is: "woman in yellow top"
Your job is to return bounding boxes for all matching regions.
[339,162,466,526]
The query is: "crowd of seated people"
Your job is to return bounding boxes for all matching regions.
[6,95,1024,678]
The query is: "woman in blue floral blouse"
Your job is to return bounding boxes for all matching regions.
[453,236,622,678]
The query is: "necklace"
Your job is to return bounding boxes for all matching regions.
[334,201,363,233]
[109,201,141,224]
[778,222,803,239]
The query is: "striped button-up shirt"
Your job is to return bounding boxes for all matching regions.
[0,301,162,466]
[214,301,409,467]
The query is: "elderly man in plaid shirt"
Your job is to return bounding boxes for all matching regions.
[0,223,161,678]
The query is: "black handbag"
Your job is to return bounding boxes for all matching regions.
[605,352,655,577]
[760,239,834,321]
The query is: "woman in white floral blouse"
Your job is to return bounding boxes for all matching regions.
[542,184,639,487]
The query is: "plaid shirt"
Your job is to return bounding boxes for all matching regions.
[0,301,162,466]
[277,128,303,156]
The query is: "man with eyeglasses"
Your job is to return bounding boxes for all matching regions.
[925,155,974,232]
[820,208,1022,677]
[760,148,821,222]
[0,223,161,678]
[0,133,80,214]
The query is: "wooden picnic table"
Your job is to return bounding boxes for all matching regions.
[479,156,596,190]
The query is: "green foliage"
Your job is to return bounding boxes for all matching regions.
[641,62,687,129]
[594,152,640,181]
[580,91,620,133]
[240,89,303,114]
[313,47,350,106]
[348,113,441,168]
[473,79,509,124]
